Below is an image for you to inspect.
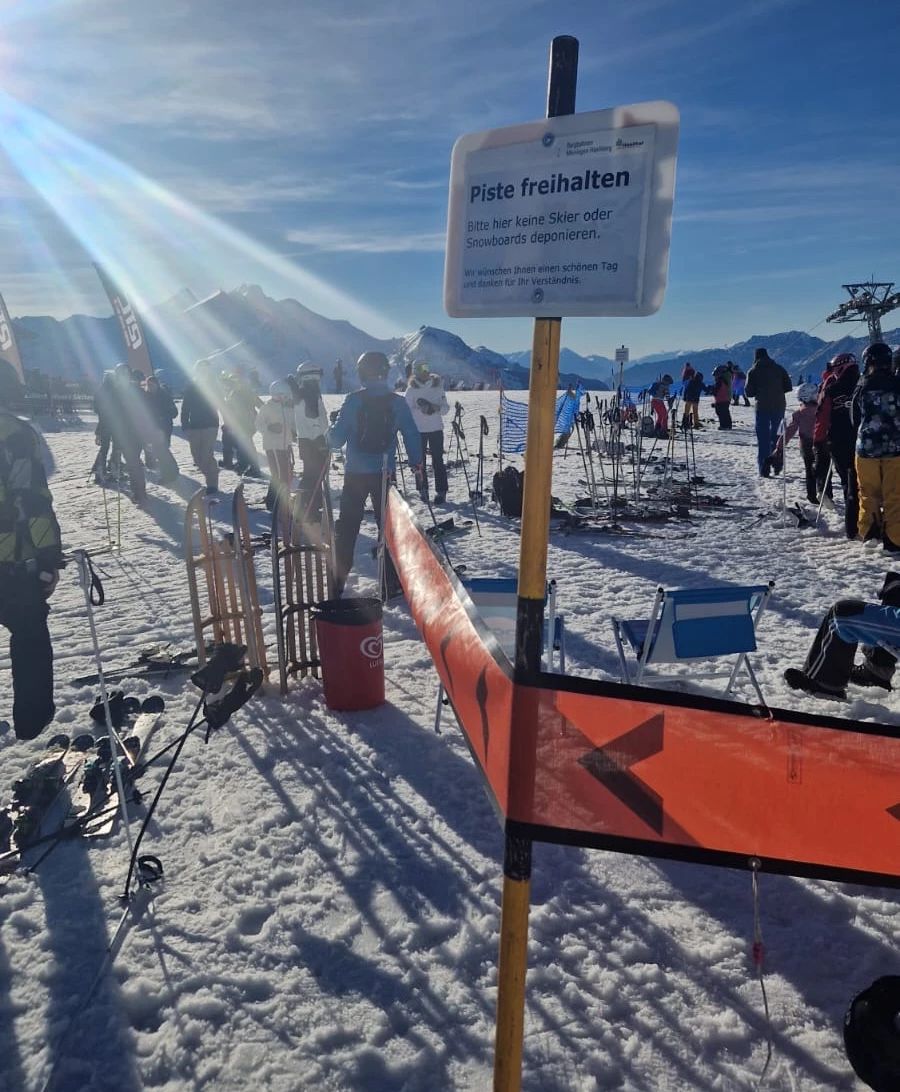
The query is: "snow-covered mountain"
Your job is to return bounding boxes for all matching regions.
[510,328,900,389]
[391,326,525,389]
[10,281,900,393]
[506,347,614,387]
[10,284,397,388]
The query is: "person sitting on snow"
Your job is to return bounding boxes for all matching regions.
[783,572,900,700]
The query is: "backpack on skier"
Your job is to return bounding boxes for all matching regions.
[492,466,524,518]
[355,391,395,454]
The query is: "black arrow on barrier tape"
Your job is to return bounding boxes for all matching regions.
[889,803,900,823]
[578,713,665,835]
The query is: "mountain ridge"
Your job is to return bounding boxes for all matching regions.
[6,282,898,391]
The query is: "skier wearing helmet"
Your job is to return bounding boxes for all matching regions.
[327,352,422,598]
[256,380,296,512]
[769,382,819,500]
[812,351,860,537]
[405,360,450,503]
[851,342,900,552]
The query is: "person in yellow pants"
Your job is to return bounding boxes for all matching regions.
[852,342,900,553]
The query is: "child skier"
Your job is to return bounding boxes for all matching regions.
[648,375,672,438]
[771,382,819,502]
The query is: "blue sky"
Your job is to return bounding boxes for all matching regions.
[0,0,898,359]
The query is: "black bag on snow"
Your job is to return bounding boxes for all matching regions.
[492,466,524,518]
[355,391,396,454]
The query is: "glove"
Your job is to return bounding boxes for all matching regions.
[40,570,59,598]
[329,410,339,424]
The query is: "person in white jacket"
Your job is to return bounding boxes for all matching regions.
[405,360,450,503]
[293,362,331,528]
[256,380,295,511]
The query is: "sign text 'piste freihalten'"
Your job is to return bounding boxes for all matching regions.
[444,101,679,319]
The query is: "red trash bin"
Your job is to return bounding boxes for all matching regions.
[313,597,385,711]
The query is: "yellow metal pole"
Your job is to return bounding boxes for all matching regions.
[493,34,578,1092]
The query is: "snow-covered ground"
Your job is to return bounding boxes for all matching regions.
[1,393,897,1091]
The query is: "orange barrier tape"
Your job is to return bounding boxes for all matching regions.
[386,490,900,887]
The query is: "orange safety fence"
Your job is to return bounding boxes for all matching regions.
[386,489,900,888]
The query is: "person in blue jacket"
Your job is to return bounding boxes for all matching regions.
[327,351,423,598]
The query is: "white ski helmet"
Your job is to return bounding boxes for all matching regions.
[269,379,292,401]
[797,382,818,404]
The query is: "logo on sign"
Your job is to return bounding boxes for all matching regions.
[360,635,383,661]
[0,318,11,352]
[114,296,143,350]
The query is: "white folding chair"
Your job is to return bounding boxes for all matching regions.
[611,582,773,703]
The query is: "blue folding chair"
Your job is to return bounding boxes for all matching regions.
[434,577,565,732]
[611,582,774,703]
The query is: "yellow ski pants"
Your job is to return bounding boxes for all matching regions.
[856,455,900,544]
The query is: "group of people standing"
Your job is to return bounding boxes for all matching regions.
[93,364,179,502]
[668,342,900,554]
[679,359,751,433]
[772,342,900,552]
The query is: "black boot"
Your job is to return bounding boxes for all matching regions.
[849,664,893,691]
[783,668,846,701]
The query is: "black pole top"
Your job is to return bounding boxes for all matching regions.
[546,35,579,119]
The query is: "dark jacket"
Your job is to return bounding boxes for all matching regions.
[145,383,177,431]
[683,374,704,402]
[95,373,147,450]
[815,361,860,446]
[180,382,219,431]
[745,352,792,412]
[852,371,900,458]
[0,410,62,571]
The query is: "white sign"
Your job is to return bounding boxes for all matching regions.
[444,101,679,319]
[615,345,629,364]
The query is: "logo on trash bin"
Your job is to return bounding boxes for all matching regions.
[360,634,383,662]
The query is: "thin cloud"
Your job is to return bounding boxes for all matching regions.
[286,227,446,254]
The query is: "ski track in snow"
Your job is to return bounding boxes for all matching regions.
[0,396,894,1091]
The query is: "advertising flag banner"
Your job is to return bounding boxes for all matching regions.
[386,489,900,889]
[444,101,679,319]
[94,263,153,376]
[0,293,25,384]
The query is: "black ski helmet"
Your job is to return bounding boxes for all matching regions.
[356,351,389,380]
[862,342,892,372]
[843,976,900,1091]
